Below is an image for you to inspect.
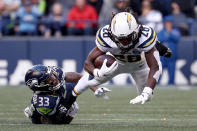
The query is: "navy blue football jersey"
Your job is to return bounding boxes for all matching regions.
[30,82,77,123]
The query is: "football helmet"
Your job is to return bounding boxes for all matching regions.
[110,12,139,52]
[25,65,62,92]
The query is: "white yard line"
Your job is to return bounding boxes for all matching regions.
[76,118,197,121]
[0,123,30,126]
[0,118,197,126]
[0,117,197,121]
[0,118,26,120]
[78,113,197,117]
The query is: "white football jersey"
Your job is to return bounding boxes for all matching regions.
[95,25,158,62]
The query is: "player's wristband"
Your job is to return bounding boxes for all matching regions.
[143,87,153,95]
[93,68,99,77]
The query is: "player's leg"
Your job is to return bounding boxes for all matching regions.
[131,67,149,95]
[73,73,118,95]
[63,74,99,111]
[73,63,124,95]
[61,82,78,111]
[72,74,92,95]
[55,82,79,124]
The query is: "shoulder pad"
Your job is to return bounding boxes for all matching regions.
[96,25,112,48]
[137,25,157,51]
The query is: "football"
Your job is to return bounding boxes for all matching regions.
[94,54,116,69]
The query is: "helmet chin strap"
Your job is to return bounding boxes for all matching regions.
[113,38,134,54]
[108,26,139,54]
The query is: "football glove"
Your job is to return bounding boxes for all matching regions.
[94,87,111,99]
[163,48,172,58]
[130,87,153,104]
[93,59,118,78]
[24,106,33,118]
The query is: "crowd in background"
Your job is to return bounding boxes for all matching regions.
[0,0,194,85]
[0,0,196,37]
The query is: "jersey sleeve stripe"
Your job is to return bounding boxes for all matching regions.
[144,30,156,47]
[138,28,156,48]
[96,28,111,48]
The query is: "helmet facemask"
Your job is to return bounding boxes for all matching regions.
[43,73,62,91]
[112,30,138,52]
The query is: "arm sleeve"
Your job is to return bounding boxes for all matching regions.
[155,41,168,56]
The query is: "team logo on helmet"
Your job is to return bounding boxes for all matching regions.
[26,78,39,88]
[127,14,131,29]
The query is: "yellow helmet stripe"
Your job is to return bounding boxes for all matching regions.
[112,17,116,31]
[127,14,131,29]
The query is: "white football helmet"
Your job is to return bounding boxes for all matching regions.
[110,12,139,52]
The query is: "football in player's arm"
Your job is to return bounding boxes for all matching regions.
[24,65,110,124]
[68,11,167,105]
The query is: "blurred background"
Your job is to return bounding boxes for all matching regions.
[0,0,197,87]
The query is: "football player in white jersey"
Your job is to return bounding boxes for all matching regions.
[68,11,162,105]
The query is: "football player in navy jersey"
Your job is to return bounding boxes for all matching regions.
[24,65,110,124]
[69,11,165,105]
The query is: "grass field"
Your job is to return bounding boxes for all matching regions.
[0,86,197,131]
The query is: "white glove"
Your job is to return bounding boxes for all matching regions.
[24,106,33,118]
[130,87,153,104]
[94,87,111,99]
[93,59,118,78]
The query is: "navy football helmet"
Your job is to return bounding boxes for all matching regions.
[25,65,62,92]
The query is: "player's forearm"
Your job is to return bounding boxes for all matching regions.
[89,86,97,92]
[145,47,162,89]
[146,69,157,89]
[65,72,82,82]
[84,60,95,75]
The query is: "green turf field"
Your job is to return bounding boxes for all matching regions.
[0,86,197,131]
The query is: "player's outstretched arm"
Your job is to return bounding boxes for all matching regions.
[145,47,162,89]
[130,47,162,104]
[90,86,111,99]
[65,71,111,98]
[65,72,82,82]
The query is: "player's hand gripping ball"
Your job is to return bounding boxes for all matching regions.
[94,54,116,69]
[93,54,118,79]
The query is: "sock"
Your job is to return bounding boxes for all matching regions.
[73,74,90,95]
